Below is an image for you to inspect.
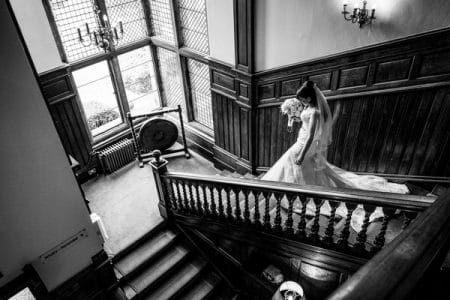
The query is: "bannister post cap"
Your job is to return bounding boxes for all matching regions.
[150,150,168,169]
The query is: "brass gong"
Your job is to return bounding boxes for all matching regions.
[139,117,178,152]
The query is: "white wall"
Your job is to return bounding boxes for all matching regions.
[256,0,450,71]
[9,0,63,73]
[0,1,102,291]
[206,0,235,66]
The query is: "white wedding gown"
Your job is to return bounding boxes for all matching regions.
[262,106,409,232]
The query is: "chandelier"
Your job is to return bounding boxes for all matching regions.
[76,1,124,51]
[342,1,376,28]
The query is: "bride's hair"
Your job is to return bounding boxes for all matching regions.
[296,80,329,121]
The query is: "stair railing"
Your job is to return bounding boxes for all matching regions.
[150,151,434,258]
[327,189,450,300]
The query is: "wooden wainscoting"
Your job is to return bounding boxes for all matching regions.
[253,28,450,178]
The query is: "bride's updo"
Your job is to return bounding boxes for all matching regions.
[296,80,317,106]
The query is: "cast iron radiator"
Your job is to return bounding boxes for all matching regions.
[98,139,135,173]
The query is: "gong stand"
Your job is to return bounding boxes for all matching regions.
[127,105,191,167]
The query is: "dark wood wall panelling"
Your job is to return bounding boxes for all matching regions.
[39,66,97,181]
[253,28,450,178]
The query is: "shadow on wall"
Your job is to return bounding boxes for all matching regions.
[255,0,450,71]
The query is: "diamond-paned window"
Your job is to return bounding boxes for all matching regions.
[48,0,102,62]
[157,48,184,107]
[178,0,209,54]
[187,59,212,128]
[105,0,148,48]
[148,0,175,44]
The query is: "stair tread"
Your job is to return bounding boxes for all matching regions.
[125,244,191,294]
[178,271,221,300]
[142,257,208,300]
[115,229,178,277]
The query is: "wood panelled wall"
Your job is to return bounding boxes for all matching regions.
[211,28,450,178]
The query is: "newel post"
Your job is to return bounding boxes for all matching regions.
[150,150,172,221]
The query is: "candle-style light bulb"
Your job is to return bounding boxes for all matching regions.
[371,6,376,18]
[77,28,83,41]
[85,23,90,35]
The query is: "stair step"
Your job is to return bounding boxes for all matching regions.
[142,257,208,300]
[243,173,257,180]
[177,271,221,300]
[114,229,178,278]
[123,244,192,298]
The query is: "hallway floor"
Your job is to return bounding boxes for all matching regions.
[82,151,218,256]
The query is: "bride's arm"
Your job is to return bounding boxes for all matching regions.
[295,111,318,165]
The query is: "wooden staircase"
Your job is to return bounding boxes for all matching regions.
[112,221,237,300]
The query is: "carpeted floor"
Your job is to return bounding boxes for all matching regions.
[82,150,218,256]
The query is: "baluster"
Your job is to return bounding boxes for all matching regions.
[181,182,190,213]
[354,205,376,255]
[402,211,417,230]
[284,194,296,237]
[234,188,242,222]
[201,184,210,216]
[195,183,203,216]
[371,208,395,254]
[253,191,262,228]
[188,183,196,213]
[310,198,324,243]
[165,178,176,210]
[323,200,339,247]
[217,186,225,219]
[263,192,271,231]
[273,193,283,233]
[295,196,308,240]
[174,180,183,211]
[209,185,217,217]
[337,203,357,250]
[243,189,251,224]
[225,187,233,221]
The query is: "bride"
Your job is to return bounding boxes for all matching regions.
[261,81,409,232]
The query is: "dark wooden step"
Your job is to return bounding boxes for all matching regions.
[114,229,178,278]
[176,270,221,300]
[141,257,208,300]
[123,244,193,299]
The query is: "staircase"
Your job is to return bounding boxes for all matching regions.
[112,221,237,299]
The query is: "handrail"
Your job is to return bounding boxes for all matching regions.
[164,171,434,211]
[327,190,450,300]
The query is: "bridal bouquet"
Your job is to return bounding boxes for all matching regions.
[280,98,303,131]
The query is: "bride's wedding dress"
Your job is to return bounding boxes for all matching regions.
[261,105,409,232]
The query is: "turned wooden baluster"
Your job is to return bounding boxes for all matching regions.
[225,187,233,221]
[323,200,339,246]
[402,211,417,230]
[243,189,251,224]
[296,196,308,240]
[195,183,203,216]
[354,205,376,255]
[253,192,262,228]
[188,183,196,213]
[217,186,225,219]
[234,188,242,222]
[284,194,296,237]
[201,184,210,216]
[181,182,190,212]
[174,180,184,211]
[273,193,283,233]
[310,198,324,243]
[165,178,176,210]
[371,207,395,254]
[337,202,357,250]
[263,192,271,230]
[209,185,217,217]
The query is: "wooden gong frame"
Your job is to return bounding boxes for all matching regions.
[127,105,191,167]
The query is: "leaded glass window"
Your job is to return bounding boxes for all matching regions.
[178,0,209,54]
[148,0,175,43]
[187,58,212,128]
[157,48,185,107]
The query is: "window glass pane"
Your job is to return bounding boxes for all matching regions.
[118,46,161,115]
[178,0,209,54]
[105,0,147,48]
[156,48,185,107]
[48,0,102,61]
[148,0,175,43]
[187,59,213,129]
[73,61,123,137]
[8,287,36,300]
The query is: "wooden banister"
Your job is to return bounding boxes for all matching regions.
[327,190,450,300]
